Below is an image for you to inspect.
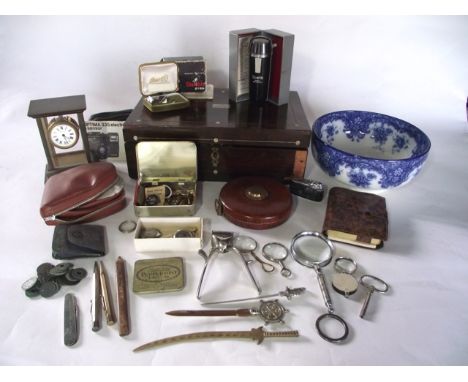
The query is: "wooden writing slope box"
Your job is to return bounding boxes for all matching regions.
[124,88,311,181]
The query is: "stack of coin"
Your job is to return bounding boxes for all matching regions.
[22,262,88,298]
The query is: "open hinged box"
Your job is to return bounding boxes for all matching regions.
[139,61,190,112]
[134,141,197,217]
[134,217,203,252]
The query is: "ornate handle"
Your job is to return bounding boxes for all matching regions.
[315,266,334,314]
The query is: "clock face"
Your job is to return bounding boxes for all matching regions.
[48,118,80,149]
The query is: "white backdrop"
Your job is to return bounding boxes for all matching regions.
[0,16,468,366]
[1,16,467,125]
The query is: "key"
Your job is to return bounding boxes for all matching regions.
[359,275,389,319]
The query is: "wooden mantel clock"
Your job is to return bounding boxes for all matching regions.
[28,95,93,178]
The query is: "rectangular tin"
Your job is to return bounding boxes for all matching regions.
[132,257,185,294]
[134,141,197,217]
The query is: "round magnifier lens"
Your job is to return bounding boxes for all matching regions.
[360,275,389,293]
[233,235,257,252]
[315,313,349,343]
[334,257,357,274]
[291,232,334,268]
[262,242,288,261]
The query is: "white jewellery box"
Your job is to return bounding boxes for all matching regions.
[134,217,203,252]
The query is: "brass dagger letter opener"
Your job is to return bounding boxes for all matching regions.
[166,300,288,324]
[133,326,299,352]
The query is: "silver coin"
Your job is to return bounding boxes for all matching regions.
[22,276,40,291]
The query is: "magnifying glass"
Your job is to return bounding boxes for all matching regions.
[262,242,292,278]
[290,231,349,343]
[233,235,257,252]
[233,236,275,273]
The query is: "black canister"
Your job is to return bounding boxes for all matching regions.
[249,37,272,104]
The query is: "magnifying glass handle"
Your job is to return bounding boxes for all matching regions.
[279,261,292,278]
[316,266,334,313]
[250,252,275,273]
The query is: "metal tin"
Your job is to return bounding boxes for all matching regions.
[132,257,185,294]
[134,141,197,217]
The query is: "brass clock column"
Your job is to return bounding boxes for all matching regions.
[28,95,93,178]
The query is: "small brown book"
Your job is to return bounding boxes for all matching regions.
[322,187,388,249]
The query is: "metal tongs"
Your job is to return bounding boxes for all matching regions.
[197,231,262,300]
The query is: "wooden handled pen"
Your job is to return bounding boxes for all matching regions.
[116,256,130,336]
[98,261,116,326]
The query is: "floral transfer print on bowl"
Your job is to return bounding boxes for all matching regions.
[312,111,431,189]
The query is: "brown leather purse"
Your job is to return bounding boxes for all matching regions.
[40,162,126,225]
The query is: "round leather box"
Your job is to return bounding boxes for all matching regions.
[217,176,292,230]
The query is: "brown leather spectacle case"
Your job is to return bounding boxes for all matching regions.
[40,162,126,225]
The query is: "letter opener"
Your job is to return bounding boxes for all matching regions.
[201,286,306,305]
[166,300,288,324]
[133,326,299,352]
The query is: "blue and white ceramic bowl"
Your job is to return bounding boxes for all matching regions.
[312,111,431,190]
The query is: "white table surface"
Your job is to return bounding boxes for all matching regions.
[1,121,468,366]
[0,15,467,368]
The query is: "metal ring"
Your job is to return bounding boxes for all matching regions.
[315,313,349,343]
[280,267,292,278]
[163,184,173,199]
[173,229,196,238]
[118,220,137,233]
[359,275,389,293]
[262,242,289,262]
[334,257,357,274]
[290,231,335,269]
[262,243,292,278]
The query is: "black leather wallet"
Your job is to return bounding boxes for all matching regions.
[52,224,107,259]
